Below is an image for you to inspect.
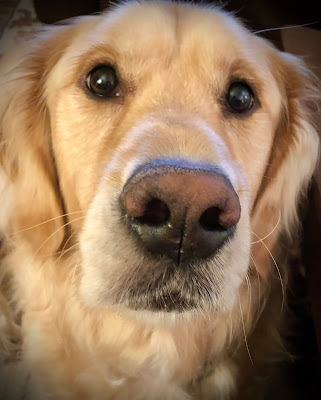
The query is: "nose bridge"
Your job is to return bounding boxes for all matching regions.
[127,113,228,168]
[105,65,232,189]
[123,59,226,161]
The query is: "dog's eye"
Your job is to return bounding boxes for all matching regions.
[86,65,120,98]
[226,82,254,113]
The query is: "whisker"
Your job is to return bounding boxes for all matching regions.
[227,310,234,348]
[60,260,80,330]
[244,273,252,326]
[70,259,80,286]
[54,232,75,256]
[57,242,79,261]
[32,216,85,259]
[53,232,77,268]
[252,232,285,312]
[9,211,85,236]
[252,209,281,244]
[254,21,321,35]
[238,293,254,366]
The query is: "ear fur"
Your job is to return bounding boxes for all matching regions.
[0,26,75,255]
[251,51,320,280]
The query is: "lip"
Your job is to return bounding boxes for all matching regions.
[116,261,215,313]
[127,291,198,313]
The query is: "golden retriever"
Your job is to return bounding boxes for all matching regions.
[0,1,319,399]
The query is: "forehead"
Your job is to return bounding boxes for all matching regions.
[62,2,273,79]
[96,2,248,59]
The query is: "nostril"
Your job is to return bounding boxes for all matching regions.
[136,198,170,227]
[199,206,225,232]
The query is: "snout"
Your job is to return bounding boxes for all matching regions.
[120,160,241,263]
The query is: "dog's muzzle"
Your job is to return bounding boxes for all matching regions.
[120,159,241,265]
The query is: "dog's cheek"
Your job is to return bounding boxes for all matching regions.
[79,186,130,307]
[218,211,252,310]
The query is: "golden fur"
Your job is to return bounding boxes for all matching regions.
[0,1,319,399]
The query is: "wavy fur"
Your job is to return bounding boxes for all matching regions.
[0,1,319,399]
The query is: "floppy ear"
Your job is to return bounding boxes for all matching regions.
[0,27,74,255]
[251,52,320,280]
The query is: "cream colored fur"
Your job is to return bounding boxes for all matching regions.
[0,1,319,399]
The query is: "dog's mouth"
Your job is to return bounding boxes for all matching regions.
[116,259,220,313]
[111,159,241,312]
[135,291,197,313]
[125,291,198,313]
[80,159,244,314]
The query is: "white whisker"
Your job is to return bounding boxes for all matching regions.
[244,274,252,326]
[252,232,285,312]
[227,309,234,348]
[238,293,254,366]
[71,260,80,286]
[52,233,78,270]
[252,209,281,244]
[254,21,321,35]
[10,211,85,236]
[54,232,75,257]
[32,216,85,259]
[60,260,80,330]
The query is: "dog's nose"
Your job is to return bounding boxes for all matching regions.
[120,160,241,263]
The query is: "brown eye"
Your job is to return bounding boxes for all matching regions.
[86,65,120,98]
[226,81,254,113]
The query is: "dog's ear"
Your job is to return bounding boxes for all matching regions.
[0,26,75,255]
[251,52,320,280]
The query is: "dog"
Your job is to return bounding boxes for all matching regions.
[0,1,319,399]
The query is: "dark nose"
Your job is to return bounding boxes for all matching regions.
[120,160,241,264]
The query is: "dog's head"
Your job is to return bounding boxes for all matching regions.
[0,1,319,319]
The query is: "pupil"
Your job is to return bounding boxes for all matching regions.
[90,67,118,96]
[95,72,112,89]
[228,83,253,112]
[231,87,249,107]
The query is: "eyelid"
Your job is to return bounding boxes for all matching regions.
[86,63,117,76]
[228,76,260,96]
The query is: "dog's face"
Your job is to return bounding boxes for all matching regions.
[1,2,318,319]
